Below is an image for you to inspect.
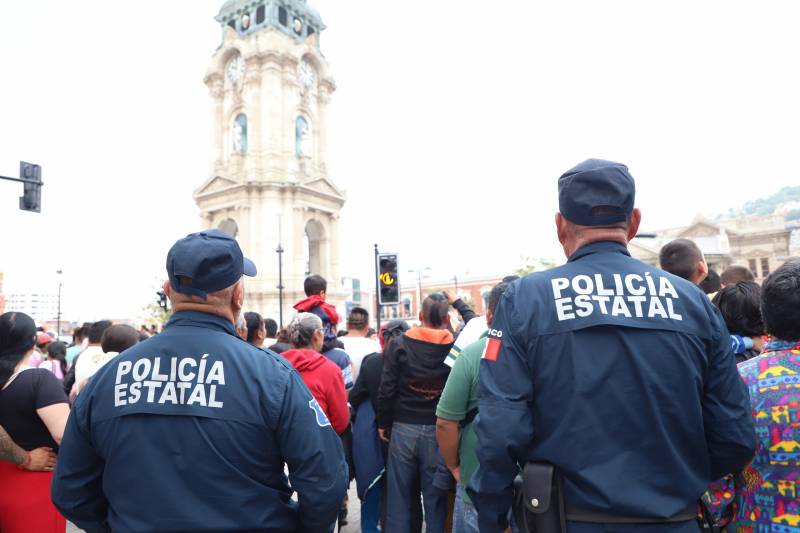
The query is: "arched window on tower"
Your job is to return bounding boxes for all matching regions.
[232,113,248,154]
[295,116,312,158]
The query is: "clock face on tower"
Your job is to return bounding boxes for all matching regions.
[298,61,316,89]
[226,56,244,84]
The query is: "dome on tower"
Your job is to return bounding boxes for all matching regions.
[216,0,325,46]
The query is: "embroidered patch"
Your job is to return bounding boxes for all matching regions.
[309,398,331,427]
[482,329,503,362]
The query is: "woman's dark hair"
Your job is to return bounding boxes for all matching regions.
[244,311,264,344]
[421,293,450,328]
[380,319,410,351]
[0,312,37,388]
[712,281,764,338]
[761,260,800,341]
[47,341,68,376]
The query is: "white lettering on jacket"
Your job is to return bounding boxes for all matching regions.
[551,273,683,322]
[114,354,224,408]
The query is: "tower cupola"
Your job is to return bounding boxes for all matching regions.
[216,0,325,47]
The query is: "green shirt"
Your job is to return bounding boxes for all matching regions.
[435,331,486,503]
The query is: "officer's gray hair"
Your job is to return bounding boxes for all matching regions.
[288,312,323,349]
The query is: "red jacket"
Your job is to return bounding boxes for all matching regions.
[281,349,350,434]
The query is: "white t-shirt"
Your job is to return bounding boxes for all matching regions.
[263,338,278,349]
[340,336,381,380]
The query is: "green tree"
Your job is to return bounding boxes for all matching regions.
[514,257,557,277]
[143,302,171,327]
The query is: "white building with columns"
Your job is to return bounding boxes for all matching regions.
[194,0,345,325]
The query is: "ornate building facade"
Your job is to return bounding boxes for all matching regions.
[194,0,345,323]
[630,215,798,281]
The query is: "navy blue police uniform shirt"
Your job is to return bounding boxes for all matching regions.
[468,241,756,532]
[52,311,348,533]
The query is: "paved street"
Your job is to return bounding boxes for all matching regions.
[67,483,362,532]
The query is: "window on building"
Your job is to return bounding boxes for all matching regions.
[748,259,757,274]
[761,258,770,277]
[232,113,248,154]
[278,7,288,26]
[403,297,411,317]
[295,116,312,157]
[256,5,266,24]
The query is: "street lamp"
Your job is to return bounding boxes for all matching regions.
[276,243,284,329]
[55,270,63,337]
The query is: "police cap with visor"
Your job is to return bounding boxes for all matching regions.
[558,159,636,226]
[166,228,257,298]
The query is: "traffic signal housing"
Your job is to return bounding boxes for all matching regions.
[19,162,42,213]
[378,253,400,305]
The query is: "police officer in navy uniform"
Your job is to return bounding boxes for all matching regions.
[52,229,348,533]
[469,160,755,533]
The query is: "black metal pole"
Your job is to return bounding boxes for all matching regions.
[454,274,458,293]
[374,244,381,331]
[276,244,284,329]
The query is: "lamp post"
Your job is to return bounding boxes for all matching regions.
[276,243,284,329]
[55,270,62,337]
[453,274,458,293]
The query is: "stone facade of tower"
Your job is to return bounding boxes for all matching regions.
[194,0,345,324]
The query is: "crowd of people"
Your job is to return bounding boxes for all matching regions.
[0,159,798,533]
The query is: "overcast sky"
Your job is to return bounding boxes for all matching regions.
[1,0,798,322]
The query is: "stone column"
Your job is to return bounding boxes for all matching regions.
[208,77,225,171]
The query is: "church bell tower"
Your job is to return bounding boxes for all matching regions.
[194,0,346,323]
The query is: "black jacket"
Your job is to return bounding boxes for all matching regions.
[350,352,382,413]
[376,328,453,428]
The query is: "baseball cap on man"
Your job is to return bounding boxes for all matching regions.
[166,229,257,299]
[558,159,635,227]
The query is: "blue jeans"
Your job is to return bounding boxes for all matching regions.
[386,423,447,533]
[453,484,479,533]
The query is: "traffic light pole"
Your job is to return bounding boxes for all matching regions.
[374,244,381,331]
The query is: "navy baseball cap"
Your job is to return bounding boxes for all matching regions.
[558,159,636,227]
[166,229,257,299]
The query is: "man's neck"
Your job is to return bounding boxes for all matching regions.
[172,304,235,324]
[567,233,628,257]
[346,329,368,338]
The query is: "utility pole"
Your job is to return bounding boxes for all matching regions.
[374,244,380,331]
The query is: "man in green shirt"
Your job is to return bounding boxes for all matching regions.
[436,279,516,533]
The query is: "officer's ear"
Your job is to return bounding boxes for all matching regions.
[232,282,244,310]
[555,213,568,246]
[163,280,172,299]
[627,209,642,242]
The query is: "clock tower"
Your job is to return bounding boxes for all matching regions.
[194,0,346,323]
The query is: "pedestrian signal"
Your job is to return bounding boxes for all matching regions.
[378,253,399,305]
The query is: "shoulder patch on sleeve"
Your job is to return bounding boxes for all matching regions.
[309,398,331,427]
[482,329,503,362]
